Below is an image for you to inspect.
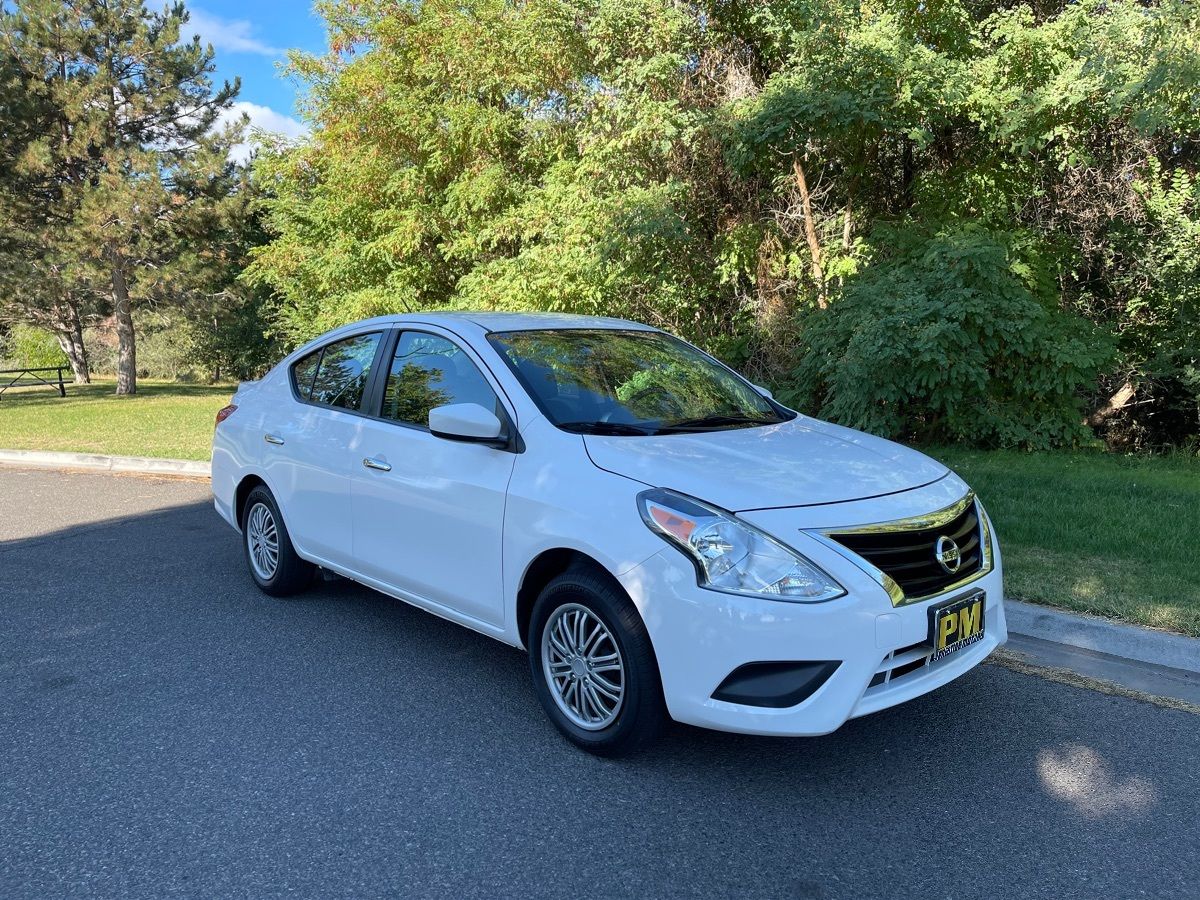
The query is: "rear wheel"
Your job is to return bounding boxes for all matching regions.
[529,566,666,756]
[241,486,314,597]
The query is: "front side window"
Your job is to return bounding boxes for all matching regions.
[306,332,382,410]
[382,331,500,427]
[488,329,789,435]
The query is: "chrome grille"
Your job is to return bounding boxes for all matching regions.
[827,497,985,601]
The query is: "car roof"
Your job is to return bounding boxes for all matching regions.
[347,311,657,334]
[285,312,662,366]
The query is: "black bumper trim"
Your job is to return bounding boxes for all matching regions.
[711,660,841,709]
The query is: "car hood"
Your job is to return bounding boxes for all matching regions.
[583,416,949,512]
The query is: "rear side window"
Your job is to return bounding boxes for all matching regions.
[382,331,500,427]
[291,350,321,399]
[295,332,382,411]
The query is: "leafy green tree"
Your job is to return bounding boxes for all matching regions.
[246,0,720,345]
[248,0,1200,448]
[728,3,968,308]
[176,167,281,381]
[959,0,1200,443]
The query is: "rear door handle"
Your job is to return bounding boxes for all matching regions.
[362,457,392,472]
[264,433,285,445]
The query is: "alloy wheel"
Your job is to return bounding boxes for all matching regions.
[541,603,626,730]
[246,501,280,581]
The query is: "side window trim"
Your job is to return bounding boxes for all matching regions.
[353,330,391,417]
[359,327,401,418]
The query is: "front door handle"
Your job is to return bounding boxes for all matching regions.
[264,433,285,445]
[362,457,392,472]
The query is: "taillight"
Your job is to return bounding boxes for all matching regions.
[215,404,238,427]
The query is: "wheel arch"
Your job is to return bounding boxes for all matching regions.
[234,473,269,529]
[516,548,634,651]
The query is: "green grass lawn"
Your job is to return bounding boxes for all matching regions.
[0,379,233,461]
[1,380,1196,636]
[931,447,1200,638]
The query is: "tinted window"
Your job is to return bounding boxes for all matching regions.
[487,329,787,435]
[382,332,499,427]
[291,349,321,400]
[308,332,382,410]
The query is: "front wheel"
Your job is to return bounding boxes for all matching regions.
[241,486,314,597]
[529,567,666,756]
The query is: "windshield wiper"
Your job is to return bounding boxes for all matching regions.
[658,413,781,433]
[557,421,659,436]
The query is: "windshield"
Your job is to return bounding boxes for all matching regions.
[487,329,791,435]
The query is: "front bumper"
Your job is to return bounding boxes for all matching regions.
[617,541,1006,737]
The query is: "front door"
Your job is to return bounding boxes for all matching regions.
[351,329,516,627]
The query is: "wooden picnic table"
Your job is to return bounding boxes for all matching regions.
[0,366,67,399]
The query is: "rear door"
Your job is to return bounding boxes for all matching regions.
[351,328,517,627]
[262,330,385,568]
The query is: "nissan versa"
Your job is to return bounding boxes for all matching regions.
[212,313,1006,755]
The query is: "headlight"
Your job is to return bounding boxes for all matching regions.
[638,488,845,602]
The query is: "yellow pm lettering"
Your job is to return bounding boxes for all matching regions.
[958,603,980,639]
[938,611,959,648]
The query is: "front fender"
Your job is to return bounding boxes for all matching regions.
[501,419,664,645]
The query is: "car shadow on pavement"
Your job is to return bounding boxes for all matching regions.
[3,492,1197,898]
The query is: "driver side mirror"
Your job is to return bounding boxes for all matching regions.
[429,403,504,444]
[753,384,774,400]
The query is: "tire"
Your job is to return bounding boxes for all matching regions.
[240,485,315,597]
[529,566,667,756]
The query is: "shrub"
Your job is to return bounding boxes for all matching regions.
[0,323,69,369]
[784,226,1114,449]
[86,314,197,381]
[1097,162,1200,449]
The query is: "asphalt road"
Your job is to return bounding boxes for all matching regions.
[1,468,1197,899]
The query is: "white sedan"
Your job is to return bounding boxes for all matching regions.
[212,313,1006,755]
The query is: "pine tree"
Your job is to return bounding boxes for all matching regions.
[0,0,242,393]
[0,6,95,381]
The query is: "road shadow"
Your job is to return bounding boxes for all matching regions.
[2,489,1197,898]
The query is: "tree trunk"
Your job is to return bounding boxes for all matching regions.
[842,173,859,253]
[110,244,136,395]
[53,326,90,384]
[901,140,915,210]
[1087,380,1136,428]
[792,155,827,309]
[51,300,91,384]
[68,312,90,384]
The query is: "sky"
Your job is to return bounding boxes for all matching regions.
[185,1,327,160]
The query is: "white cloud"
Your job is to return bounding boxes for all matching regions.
[189,8,283,57]
[220,102,309,163]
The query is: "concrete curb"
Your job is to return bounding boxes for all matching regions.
[0,448,210,478]
[1007,599,1200,675]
